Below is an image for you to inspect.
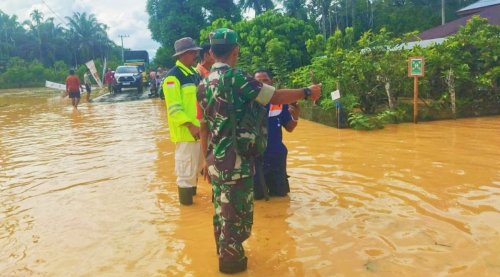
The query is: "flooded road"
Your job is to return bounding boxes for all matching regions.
[1,88,499,276]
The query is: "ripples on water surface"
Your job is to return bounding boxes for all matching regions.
[1,88,499,276]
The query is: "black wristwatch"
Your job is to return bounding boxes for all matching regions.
[303,87,312,100]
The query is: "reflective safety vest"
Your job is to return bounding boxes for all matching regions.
[163,60,200,142]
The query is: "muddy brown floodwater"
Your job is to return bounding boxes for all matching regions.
[1,88,499,276]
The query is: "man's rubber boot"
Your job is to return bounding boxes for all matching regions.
[178,187,193,205]
[219,257,247,274]
[191,186,197,196]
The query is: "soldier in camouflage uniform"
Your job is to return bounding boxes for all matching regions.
[197,28,321,274]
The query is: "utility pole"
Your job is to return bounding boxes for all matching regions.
[118,34,129,63]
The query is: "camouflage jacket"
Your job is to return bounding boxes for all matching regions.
[197,62,275,183]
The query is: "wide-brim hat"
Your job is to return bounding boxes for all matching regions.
[172,37,202,57]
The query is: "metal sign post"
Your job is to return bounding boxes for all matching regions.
[408,57,425,123]
[331,89,341,128]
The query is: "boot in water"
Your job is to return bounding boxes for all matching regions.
[178,187,193,205]
[219,257,247,274]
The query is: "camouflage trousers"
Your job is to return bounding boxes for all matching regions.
[212,177,254,263]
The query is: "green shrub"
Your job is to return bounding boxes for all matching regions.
[376,109,407,124]
[348,112,384,130]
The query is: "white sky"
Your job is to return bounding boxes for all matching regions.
[0,0,161,59]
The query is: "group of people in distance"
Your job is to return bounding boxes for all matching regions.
[64,64,155,109]
[162,28,321,274]
[64,67,117,109]
[147,67,166,97]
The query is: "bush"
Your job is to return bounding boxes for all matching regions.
[0,57,72,88]
[376,109,407,124]
[348,112,384,130]
[291,16,500,128]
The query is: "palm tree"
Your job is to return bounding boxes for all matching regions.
[38,18,69,65]
[0,12,24,60]
[29,9,44,61]
[30,9,44,26]
[65,12,110,65]
[238,0,275,16]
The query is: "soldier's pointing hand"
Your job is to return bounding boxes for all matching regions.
[308,83,322,101]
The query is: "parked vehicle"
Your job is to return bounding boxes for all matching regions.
[113,66,143,93]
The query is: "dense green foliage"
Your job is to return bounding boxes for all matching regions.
[0,9,122,88]
[147,0,241,66]
[147,0,475,68]
[290,17,500,129]
[0,58,109,89]
[199,13,316,86]
[302,0,476,39]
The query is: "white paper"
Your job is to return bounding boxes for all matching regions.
[331,90,340,100]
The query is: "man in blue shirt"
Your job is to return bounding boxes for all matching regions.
[253,69,300,199]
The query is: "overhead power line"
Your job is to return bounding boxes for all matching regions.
[40,0,67,25]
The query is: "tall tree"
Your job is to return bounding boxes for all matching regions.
[147,0,206,65]
[238,0,274,16]
[65,12,110,65]
[29,9,44,62]
[147,0,242,66]
[0,12,25,62]
[283,0,308,21]
[38,18,70,66]
[30,9,44,26]
[204,0,241,22]
[309,0,333,38]
[200,11,316,84]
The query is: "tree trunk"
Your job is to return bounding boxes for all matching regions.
[345,0,348,28]
[369,0,374,29]
[447,68,456,119]
[322,5,327,38]
[351,0,355,28]
[334,4,339,29]
[385,80,395,109]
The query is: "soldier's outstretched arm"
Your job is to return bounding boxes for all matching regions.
[270,84,321,105]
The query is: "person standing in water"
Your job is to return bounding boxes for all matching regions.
[197,28,321,274]
[104,68,114,94]
[65,69,82,109]
[83,69,92,102]
[162,37,202,205]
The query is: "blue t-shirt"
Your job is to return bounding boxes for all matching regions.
[265,104,292,155]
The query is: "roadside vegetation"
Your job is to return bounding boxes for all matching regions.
[2,0,498,127]
[0,10,122,88]
[146,0,500,126]
[291,17,500,128]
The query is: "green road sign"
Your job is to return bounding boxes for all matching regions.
[408,57,425,77]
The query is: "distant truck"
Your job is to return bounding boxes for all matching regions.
[124,50,149,86]
[124,50,149,72]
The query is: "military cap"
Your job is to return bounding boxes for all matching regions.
[209,28,238,45]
